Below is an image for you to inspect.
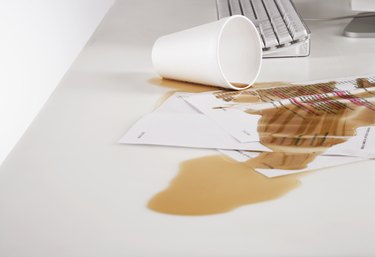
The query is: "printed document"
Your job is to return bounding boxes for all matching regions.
[120,75,375,176]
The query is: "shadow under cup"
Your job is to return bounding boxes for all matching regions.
[152,15,262,90]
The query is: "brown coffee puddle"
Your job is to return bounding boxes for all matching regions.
[253,81,293,89]
[149,77,217,93]
[230,82,250,89]
[148,78,375,215]
[148,155,301,216]
[150,78,218,109]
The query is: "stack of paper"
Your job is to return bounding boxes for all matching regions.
[120,75,375,177]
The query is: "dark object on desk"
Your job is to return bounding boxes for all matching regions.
[344,13,375,38]
[216,0,311,58]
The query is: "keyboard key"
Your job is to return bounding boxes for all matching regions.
[216,0,231,18]
[275,0,308,40]
[229,0,242,15]
[256,27,266,48]
[262,0,292,44]
[239,0,256,23]
[251,0,278,48]
[215,0,310,51]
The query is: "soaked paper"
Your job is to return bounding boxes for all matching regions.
[120,75,375,176]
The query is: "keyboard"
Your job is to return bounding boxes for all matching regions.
[216,0,311,58]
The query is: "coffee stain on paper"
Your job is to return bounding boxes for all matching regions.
[216,79,375,170]
[149,78,375,215]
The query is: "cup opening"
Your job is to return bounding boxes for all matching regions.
[217,16,262,90]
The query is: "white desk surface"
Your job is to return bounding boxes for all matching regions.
[1,0,375,256]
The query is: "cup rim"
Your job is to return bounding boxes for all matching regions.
[216,15,263,90]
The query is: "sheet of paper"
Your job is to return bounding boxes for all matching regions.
[184,76,375,143]
[119,92,270,151]
[120,85,375,158]
[120,75,375,177]
[120,112,267,150]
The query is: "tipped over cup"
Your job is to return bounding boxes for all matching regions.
[152,15,262,90]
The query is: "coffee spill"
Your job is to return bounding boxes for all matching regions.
[148,155,301,215]
[148,78,375,215]
[230,82,249,88]
[150,78,217,109]
[216,80,375,170]
[253,81,293,89]
[149,77,217,93]
[215,89,262,104]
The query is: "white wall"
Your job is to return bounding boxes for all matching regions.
[0,0,114,165]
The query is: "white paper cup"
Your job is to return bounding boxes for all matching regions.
[152,15,262,90]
